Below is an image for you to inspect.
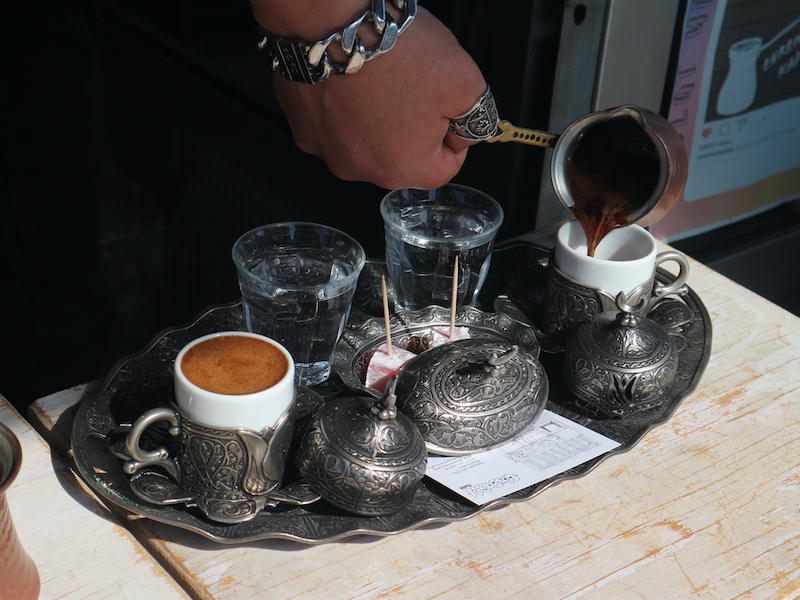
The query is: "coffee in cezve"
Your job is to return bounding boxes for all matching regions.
[566,117,661,257]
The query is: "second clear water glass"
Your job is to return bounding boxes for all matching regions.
[380,184,504,311]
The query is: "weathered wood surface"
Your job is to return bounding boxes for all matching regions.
[0,397,190,599]
[28,255,800,600]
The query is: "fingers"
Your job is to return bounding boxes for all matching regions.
[424,140,470,190]
[444,128,479,155]
[318,139,468,191]
[267,7,487,191]
[294,127,475,191]
[328,148,467,191]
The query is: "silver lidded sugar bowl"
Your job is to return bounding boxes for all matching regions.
[394,339,549,455]
[562,293,678,418]
[295,383,427,516]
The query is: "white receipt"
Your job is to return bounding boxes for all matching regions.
[425,410,621,505]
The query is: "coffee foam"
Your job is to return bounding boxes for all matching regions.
[180,335,288,395]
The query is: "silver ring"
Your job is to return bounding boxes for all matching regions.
[448,87,499,141]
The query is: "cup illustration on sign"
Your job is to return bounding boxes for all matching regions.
[717,15,800,116]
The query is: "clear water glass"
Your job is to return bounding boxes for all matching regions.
[380,185,504,311]
[232,222,365,387]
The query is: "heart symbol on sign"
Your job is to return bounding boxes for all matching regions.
[702,127,712,138]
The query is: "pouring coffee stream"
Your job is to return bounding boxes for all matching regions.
[449,97,689,254]
[565,117,662,256]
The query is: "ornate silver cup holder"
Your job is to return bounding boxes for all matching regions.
[105,389,326,520]
[70,241,711,544]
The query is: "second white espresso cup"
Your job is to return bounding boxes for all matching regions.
[553,220,688,300]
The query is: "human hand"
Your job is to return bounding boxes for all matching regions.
[253,5,486,190]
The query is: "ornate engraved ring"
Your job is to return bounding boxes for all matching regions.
[448,87,500,141]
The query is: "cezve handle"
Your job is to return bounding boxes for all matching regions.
[448,87,557,148]
[487,120,558,148]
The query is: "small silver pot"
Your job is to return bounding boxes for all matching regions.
[562,294,678,417]
[332,305,541,398]
[550,105,689,228]
[295,388,427,516]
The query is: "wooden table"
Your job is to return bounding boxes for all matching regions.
[0,395,190,599]
[25,251,800,600]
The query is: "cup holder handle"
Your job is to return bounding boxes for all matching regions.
[123,407,181,480]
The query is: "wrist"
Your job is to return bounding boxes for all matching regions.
[257,0,417,84]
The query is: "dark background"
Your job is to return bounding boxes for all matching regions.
[3,0,798,409]
[0,0,564,407]
[95,0,563,324]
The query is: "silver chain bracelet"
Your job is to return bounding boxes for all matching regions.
[258,0,418,84]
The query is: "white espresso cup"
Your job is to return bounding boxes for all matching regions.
[554,220,689,300]
[124,331,297,523]
[542,220,689,346]
[173,331,295,431]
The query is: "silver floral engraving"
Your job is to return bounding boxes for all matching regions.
[333,304,540,398]
[448,88,500,141]
[542,264,655,347]
[124,408,295,524]
[296,396,427,516]
[563,307,678,418]
[396,340,548,454]
[68,243,711,544]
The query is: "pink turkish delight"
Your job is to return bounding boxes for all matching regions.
[365,343,417,394]
[427,326,470,349]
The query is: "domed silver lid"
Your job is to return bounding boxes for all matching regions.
[296,387,427,516]
[394,339,549,455]
[563,294,678,417]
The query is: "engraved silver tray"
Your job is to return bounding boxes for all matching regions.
[71,242,712,544]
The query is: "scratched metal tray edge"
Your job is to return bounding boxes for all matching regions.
[70,241,712,545]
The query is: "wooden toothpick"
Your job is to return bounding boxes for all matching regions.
[450,255,459,339]
[381,275,393,358]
